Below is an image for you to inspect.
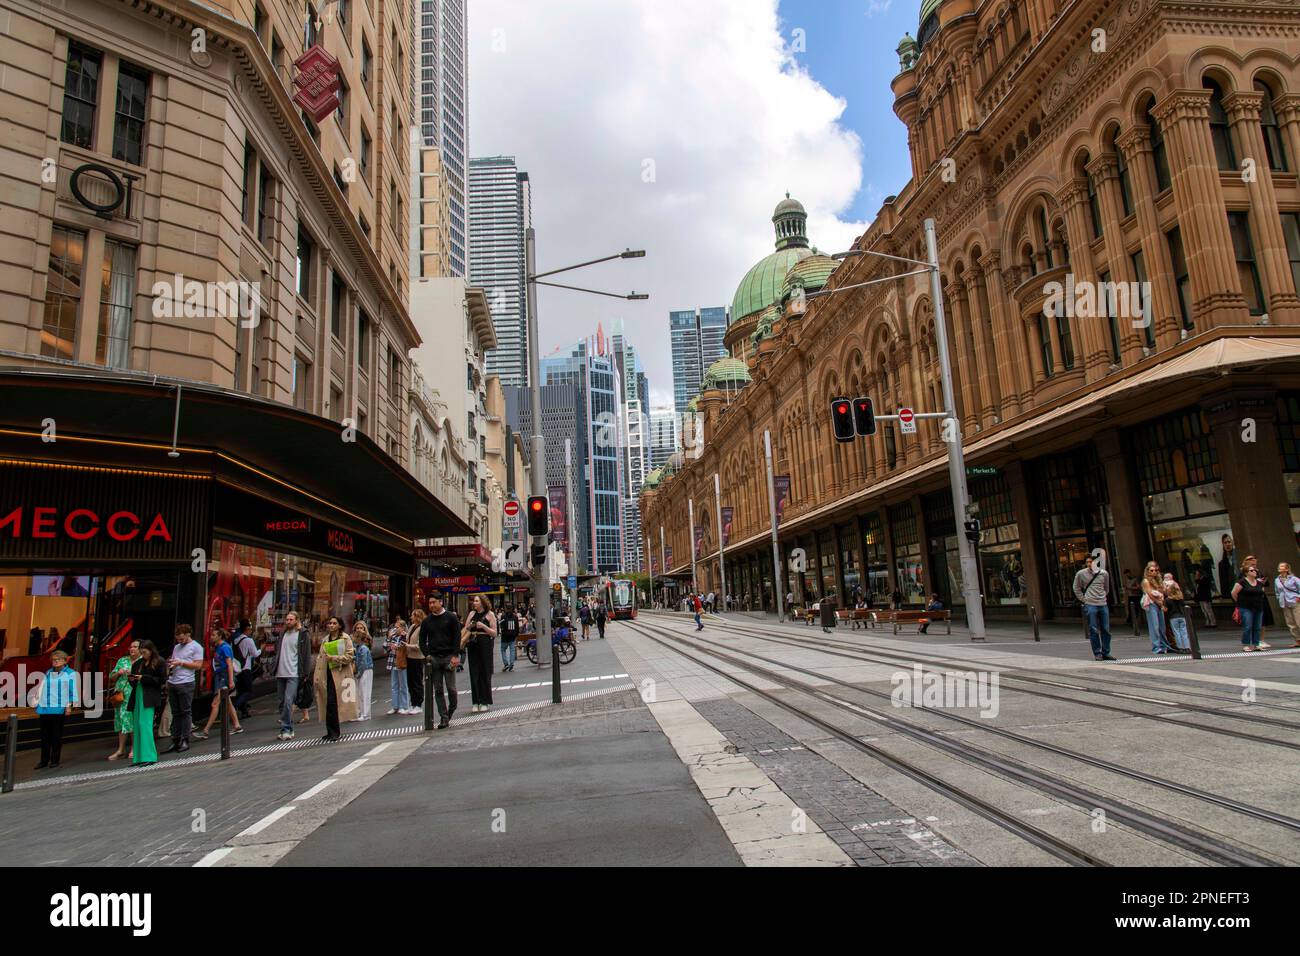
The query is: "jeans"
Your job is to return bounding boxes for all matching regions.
[1169,615,1190,650]
[1084,604,1111,657]
[389,665,411,711]
[500,637,516,669]
[694,612,702,629]
[1240,607,1263,646]
[276,677,298,733]
[428,655,458,720]
[1144,604,1169,653]
[357,669,373,719]
[167,682,195,743]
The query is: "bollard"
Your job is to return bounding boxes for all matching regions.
[220,687,231,760]
[2,713,17,793]
[1030,605,1040,642]
[552,643,561,704]
[1187,613,1203,661]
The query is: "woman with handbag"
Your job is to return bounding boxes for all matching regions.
[1233,556,1270,652]
[386,614,414,715]
[129,641,166,766]
[107,639,140,760]
[313,616,356,741]
[462,595,497,713]
[1141,561,1172,654]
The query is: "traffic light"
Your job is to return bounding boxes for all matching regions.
[852,396,876,436]
[530,543,547,567]
[527,495,549,536]
[963,518,981,545]
[830,397,854,442]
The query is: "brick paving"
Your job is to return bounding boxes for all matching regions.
[693,697,980,867]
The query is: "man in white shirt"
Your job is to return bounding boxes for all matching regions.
[274,612,310,741]
[162,624,204,753]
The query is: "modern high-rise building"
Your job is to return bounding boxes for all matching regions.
[469,157,531,387]
[648,409,680,471]
[612,324,648,571]
[670,307,729,414]
[418,0,468,277]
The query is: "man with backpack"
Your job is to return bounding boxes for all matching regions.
[499,604,520,672]
[594,600,608,639]
[231,619,260,718]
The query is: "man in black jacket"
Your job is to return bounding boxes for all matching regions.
[419,592,461,728]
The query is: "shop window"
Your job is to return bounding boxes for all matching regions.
[61,42,101,150]
[1278,394,1300,543]
[971,473,1024,605]
[861,512,889,604]
[43,225,85,360]
[1227,212,1266,315]
[1167,227,1194,330]
[1258,80,1289,172]
[97,240,135,368]
[1205,80,1236,172]
[1036,446,1116,609]
[112,61,149,166]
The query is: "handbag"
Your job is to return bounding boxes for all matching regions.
[1232,607,1242,625]
[107,688,125,707]
[294,676,314,709]
[394,642,408,669]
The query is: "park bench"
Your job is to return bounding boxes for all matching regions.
[872,609,953,635]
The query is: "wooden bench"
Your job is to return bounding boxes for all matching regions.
[835,608,881,630]
[872,609,952,635]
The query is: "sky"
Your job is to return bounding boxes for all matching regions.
[467,0,922,407]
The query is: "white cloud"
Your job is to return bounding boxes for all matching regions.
[468,0,867,407]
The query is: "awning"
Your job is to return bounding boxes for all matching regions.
[694,333,1300,560]
[0,367,475,544]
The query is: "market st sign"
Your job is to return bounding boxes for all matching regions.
[292,45,342,124]
[0,506,172,542]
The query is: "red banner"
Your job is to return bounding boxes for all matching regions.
[292,45,341,123]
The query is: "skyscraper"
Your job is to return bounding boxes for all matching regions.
[648,408,680,471]
[417,0,468,277]
[612,324,648,572]
[670,307,730,415]
[469,157,531,387]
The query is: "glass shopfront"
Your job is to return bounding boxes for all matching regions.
[818,530,838,603]
[889,502,924,605]
[1036,446,1118,610]
[862,512,890,604]
[1278,393,1300,547]
[970,473,1026,606]
[837,522,861,602]
[924,492,960,606]
[1133,408,1234,598]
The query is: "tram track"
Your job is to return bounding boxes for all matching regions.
[682,614,1300,750]
[625,616,1290,867]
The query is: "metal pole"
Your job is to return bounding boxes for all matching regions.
[565,438,575,577]
[765,430,784,621]
[713,472,727,613]
[660,525,667,610]
[646,531,655,609]
[424,663,434,731]
[688,498,698,595]
[925,217,986,641]
[2,713,17,793]
[220,687,230,759]
[525,227,552,667]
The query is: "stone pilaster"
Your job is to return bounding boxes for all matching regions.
[1116,126,1184,350]
[981,251,1025,417]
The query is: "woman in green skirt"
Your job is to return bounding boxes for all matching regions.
[107,639,140,761]
[129,640,166,766]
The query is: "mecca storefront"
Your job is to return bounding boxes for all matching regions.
[0,369,473,690]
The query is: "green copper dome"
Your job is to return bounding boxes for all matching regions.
[731,193,815,323]
[686,395,699,414]
[643,467,664,489]
[782,253,838,300]
[919,0,941,25]
[703,356,752,390]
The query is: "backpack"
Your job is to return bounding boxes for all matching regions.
[233,634,261,677]
[501,615,519,639]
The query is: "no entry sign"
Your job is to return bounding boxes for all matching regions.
[899,407,917,434]
[504,500,520,518]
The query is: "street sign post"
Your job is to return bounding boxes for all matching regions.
[899,406,917,434]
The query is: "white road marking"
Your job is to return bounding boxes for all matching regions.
[194,847,235,867]
[365,742,392,756]
[335,758,368,776]
[294,779,337,801]
[239,805,295,836]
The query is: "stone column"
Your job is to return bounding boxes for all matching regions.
[948,282,981,434]
[1271,93,1300,176]
[981,251,1024,417]
[1203,393,1298,571]
[1004,461,1050,618]
[1224,90,1300,324]
[964,270,1001,428]
[1089,152,1153,370]
[1152,89,1252,326]
[1116,126,1183,350]
[1056,176,1112,381]
[1093,429,1148,584]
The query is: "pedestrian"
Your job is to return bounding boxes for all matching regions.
[128,640,165,766]
[193,627,244,740]
[785,591,795,621]
[405,611,426,711]
[1072,554,1114,661]
[1124,569,1142,627]
[1161,574,1191,653]
[1194,569,1216,628]
[891,587,903,611]
[1233,556,1270,652]
[499,604,520,672]
[107,639,140,760]
[385,615,415,715]
[917,593,944,635]
[231,620,259,719]
[1274,562,1300,648]
[295,627,317,725]
[692,592,704,631]
[33,649,78,770]
[273,611,311,741]
[707,590,716,614]
[352,621,374,720]
[1140,561,1172,654]
[162,624,204,753]
[595,600,607,639]
[313,616,356,741]
[419,592,462,729]
[579,600,592,640]
[462,594,497,713]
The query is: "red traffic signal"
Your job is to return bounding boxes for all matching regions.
[831,397,854,442]
[527,495,549,536]
[852,397,876,436]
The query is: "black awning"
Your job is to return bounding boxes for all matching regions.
[0,368,474,542]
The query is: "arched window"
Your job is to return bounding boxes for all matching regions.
[1085,164,1103,239]
[1258,79,1289,172]
[1205,79,1236,171]
[1144,97,1171,192]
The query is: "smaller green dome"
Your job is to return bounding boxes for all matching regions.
[774,195,806,218]
[703,356,752,390]
[643,467,664,489]
[686,396,699,413]
[782,253,838,300]
[919,0,941,26]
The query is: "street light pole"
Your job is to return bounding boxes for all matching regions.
[660,525,667,609]
[764,429,783,620]
[525,227,552,667]
[925,217,985,641]
[713,472,727,612]
[687,497,698,594]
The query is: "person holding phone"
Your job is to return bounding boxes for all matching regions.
[462,594,497,713]
[162,624,204,753]
[419,593,462,728]
[128,641,166,766]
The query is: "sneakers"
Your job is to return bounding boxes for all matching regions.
[385,708,397,715]
[1259,642,1272,650]
[277,730,295,740]
[472,704,482,713]
[1242,645,1256,652]
[192,731,209,740]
